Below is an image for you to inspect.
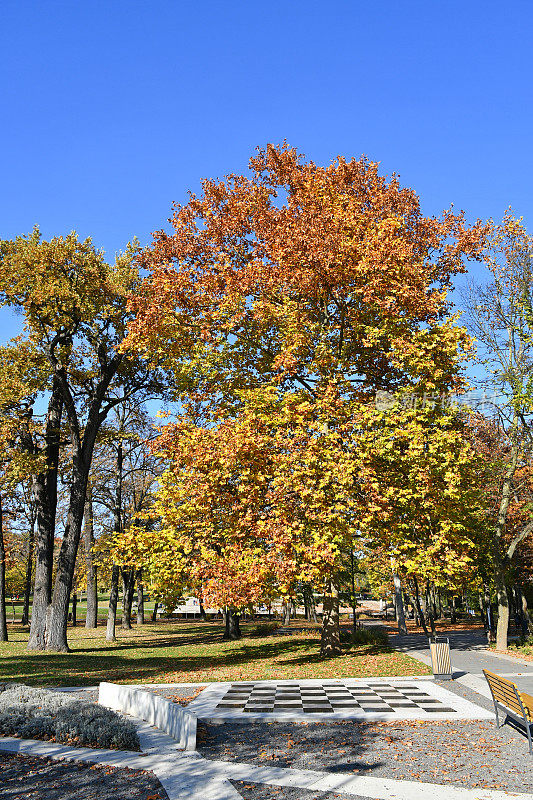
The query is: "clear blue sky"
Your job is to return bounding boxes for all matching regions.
[1,0,532,343]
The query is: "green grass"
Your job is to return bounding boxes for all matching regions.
[4,595,159,625]
[0,619,429,686]
[506,640,533,658]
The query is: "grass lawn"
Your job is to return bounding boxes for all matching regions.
[0,619,429,686]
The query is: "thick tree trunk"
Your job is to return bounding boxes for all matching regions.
[199,601,207,621]
[308,594,318,623]
[121,569,135,629]
[84,485,98,628]
[282,599,291,626]
[0,496,8,642]
[320,581,341,656]
[495,566,509,651]
[223,608,241,640]
[22,507,36,627]
[136,579,144,625]
[106,564,120,641]
[44,457,90,652]
[392,571,407,635]
[28,384,62,650]
[522,591,531,637]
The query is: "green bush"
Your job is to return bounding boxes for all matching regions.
[340,626,388,647]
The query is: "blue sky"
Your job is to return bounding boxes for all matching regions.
[1,0,532,343]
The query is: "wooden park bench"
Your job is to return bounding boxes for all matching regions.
[483,669,533,754]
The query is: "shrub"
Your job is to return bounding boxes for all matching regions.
[0,683,139,750]
[339,626,389,647]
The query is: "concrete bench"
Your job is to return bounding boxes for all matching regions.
[483,669,533,754]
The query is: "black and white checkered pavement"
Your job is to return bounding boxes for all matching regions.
[215,681,457,714]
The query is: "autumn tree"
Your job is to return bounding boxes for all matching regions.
[0,229,164,651]
[463,214,533,650]
[125,144,488,654]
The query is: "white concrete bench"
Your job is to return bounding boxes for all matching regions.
[98,682,197,751]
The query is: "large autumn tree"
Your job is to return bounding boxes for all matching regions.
[125,144,488,652]
[463,215,533,650]
[0,229,165,651]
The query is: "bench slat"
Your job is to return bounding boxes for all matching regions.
[483,669,533,720]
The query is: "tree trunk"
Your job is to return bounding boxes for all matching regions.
[151,601,159,623]
[282,599,291,626]
[121,569,135,629]
[303,584,318,622]
[84,485,98,628]
[350,551,359,634]
[22,505,36,627]
[44,453,91,652]
[28,384,62,650]
[320,580,341,656]
[392,571,407,635]
[71,592,77,627]
[0,495,8,642]
[413,576,430,637]
[495,566,509,651]
[136,579,144,625]
[521,590,531,637]
[479,592,487,631]
[513,585,524,633]
[223,607,241,640]
[199,601,207,621]
[106,442,123,642]
[425,582,436,636]
[491,414,519,654]
[449,594,457,624]
[106,563,120,641]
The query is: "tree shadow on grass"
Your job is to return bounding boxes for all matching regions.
[281,643,394,666]
[0,628,403,687]
[0,635,340,685]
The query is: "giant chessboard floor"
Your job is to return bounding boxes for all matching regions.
[187,678,494,722]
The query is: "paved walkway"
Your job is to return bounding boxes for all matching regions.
[388,627,533,693]
[2,722,531,800]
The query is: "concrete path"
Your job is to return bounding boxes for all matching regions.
[388,627,533,692]
[2,729,532,800]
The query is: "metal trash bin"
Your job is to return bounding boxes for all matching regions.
[428,636,452,680]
